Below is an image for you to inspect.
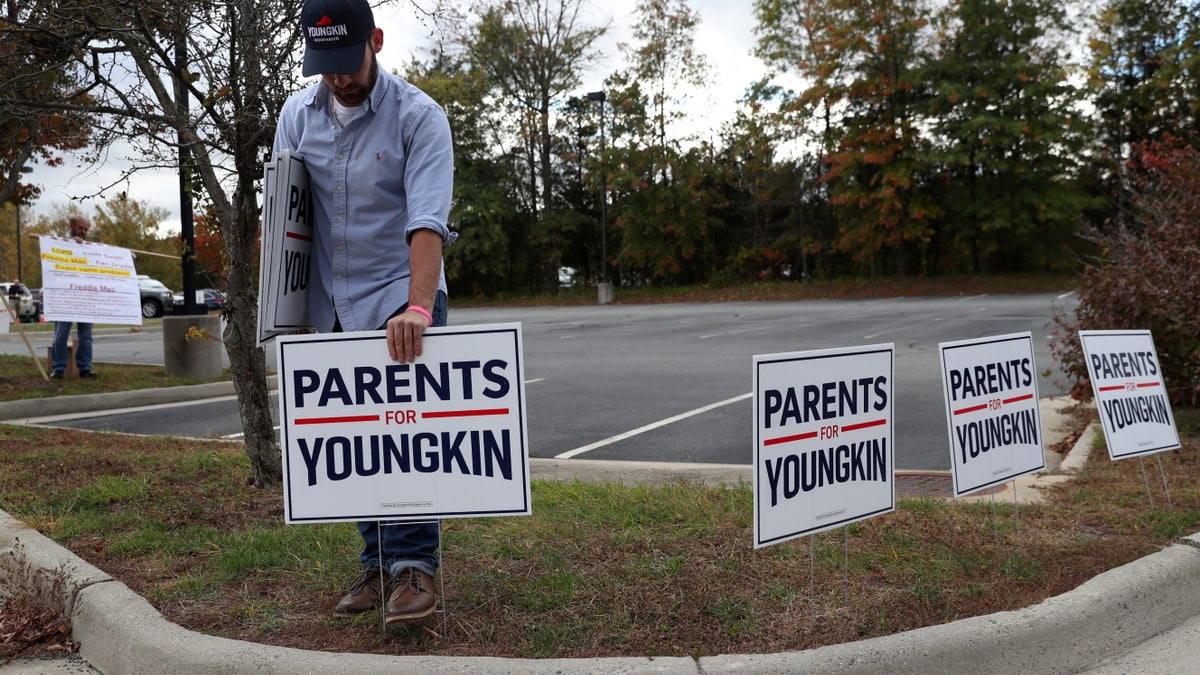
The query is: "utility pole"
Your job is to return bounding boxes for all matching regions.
[585,91,611,304]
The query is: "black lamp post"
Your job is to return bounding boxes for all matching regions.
[585,91,607,285]
[175,30,201,315]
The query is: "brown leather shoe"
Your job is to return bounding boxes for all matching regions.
[384,568,436,623]
[333,566,386,616]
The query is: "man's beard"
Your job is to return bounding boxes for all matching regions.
[333,53,377,107]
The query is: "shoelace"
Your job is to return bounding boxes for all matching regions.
[386,569,429,597]
[346,566,384,594]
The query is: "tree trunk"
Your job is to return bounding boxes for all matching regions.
[223,175,281,487]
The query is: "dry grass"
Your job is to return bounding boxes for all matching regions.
[1,411,1199,660]
[0,541,76,662]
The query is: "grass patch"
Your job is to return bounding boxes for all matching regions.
[0,352,228,401]
[3,276,1184,660]
[1,420,1198,659]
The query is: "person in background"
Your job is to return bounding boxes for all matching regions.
[274,0,456,623]
[50,215,96,380]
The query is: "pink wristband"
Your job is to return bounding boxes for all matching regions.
[404,304,433,324]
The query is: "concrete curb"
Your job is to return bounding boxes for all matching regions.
[1,510,694,674]
[1060,421,1098,474]
[6,504,1200,674]
[698,540,1200,674]
[0,377,275,422]
[71,578,699,674]
[0,511,113,618]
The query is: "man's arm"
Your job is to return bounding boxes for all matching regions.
[386,228,443,363]
[386,95,454,363]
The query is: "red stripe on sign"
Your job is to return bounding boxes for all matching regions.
[422,408,510,419]
[953,403,989,416]
[1097,385,1125,392]
[764,431,819,447]
[1137,382,1161,389]
[1003,393,1035,405]
[285,231,312,241]
[295,414,380,425]
[843,419,887,432]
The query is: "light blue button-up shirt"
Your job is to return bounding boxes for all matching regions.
[273,68,456,332]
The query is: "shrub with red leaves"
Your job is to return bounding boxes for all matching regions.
[1052,140,1200,406]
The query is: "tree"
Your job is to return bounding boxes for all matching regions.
[403,50,525,295]
[184,210,228,290]
[1091,0,1198,154]
[923,0,1089,273]
[453,0,606,289]
[1088,0,1200,221]
[601,0,716,285]
[0,1,91,206]
[825,0,937,276]
[609,143,721,284]
[756,0,938,276]
[4,0,308,486]
[624,0,710,170]
[715,81,830,282]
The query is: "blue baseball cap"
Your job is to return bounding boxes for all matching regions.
[300,0,375,76]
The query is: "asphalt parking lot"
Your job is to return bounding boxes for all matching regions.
[4,292,1074,471]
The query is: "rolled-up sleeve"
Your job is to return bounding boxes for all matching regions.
[402,101,456,245]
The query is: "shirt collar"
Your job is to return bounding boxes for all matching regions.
[304,67,391,113]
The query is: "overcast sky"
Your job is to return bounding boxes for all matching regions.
[25,0,768,233]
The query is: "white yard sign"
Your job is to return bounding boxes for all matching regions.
[277,323,531,523]
[939,332,1045,497]
[1079,330,1179,460]
[753,344,895,549]
[39,237,141,325]
[258,150,313,344]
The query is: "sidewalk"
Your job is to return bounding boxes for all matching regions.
[3,392,1199,673]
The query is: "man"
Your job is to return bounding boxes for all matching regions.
[50,215,96,379]
[274,0,456,623]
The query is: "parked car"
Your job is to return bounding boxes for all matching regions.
[137,275,174,319]
[172,288,226,313]
[0,282,41,323]
[199,289,226,311]
[557,266,577,289]
[29,287,42,317]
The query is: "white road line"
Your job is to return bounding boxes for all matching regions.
[222,427,278,440]
[16,394,242,425]
[700,321,792,340]
[1057,291,1077,301]
[555,392,752,460]
[863,317,943,340]
[700,327,761,339]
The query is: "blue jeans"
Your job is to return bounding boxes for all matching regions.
[356,291,447,577]
[51,322,93,373]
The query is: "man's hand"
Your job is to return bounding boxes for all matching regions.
[391,228,443,362]
[386,307,430,363]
